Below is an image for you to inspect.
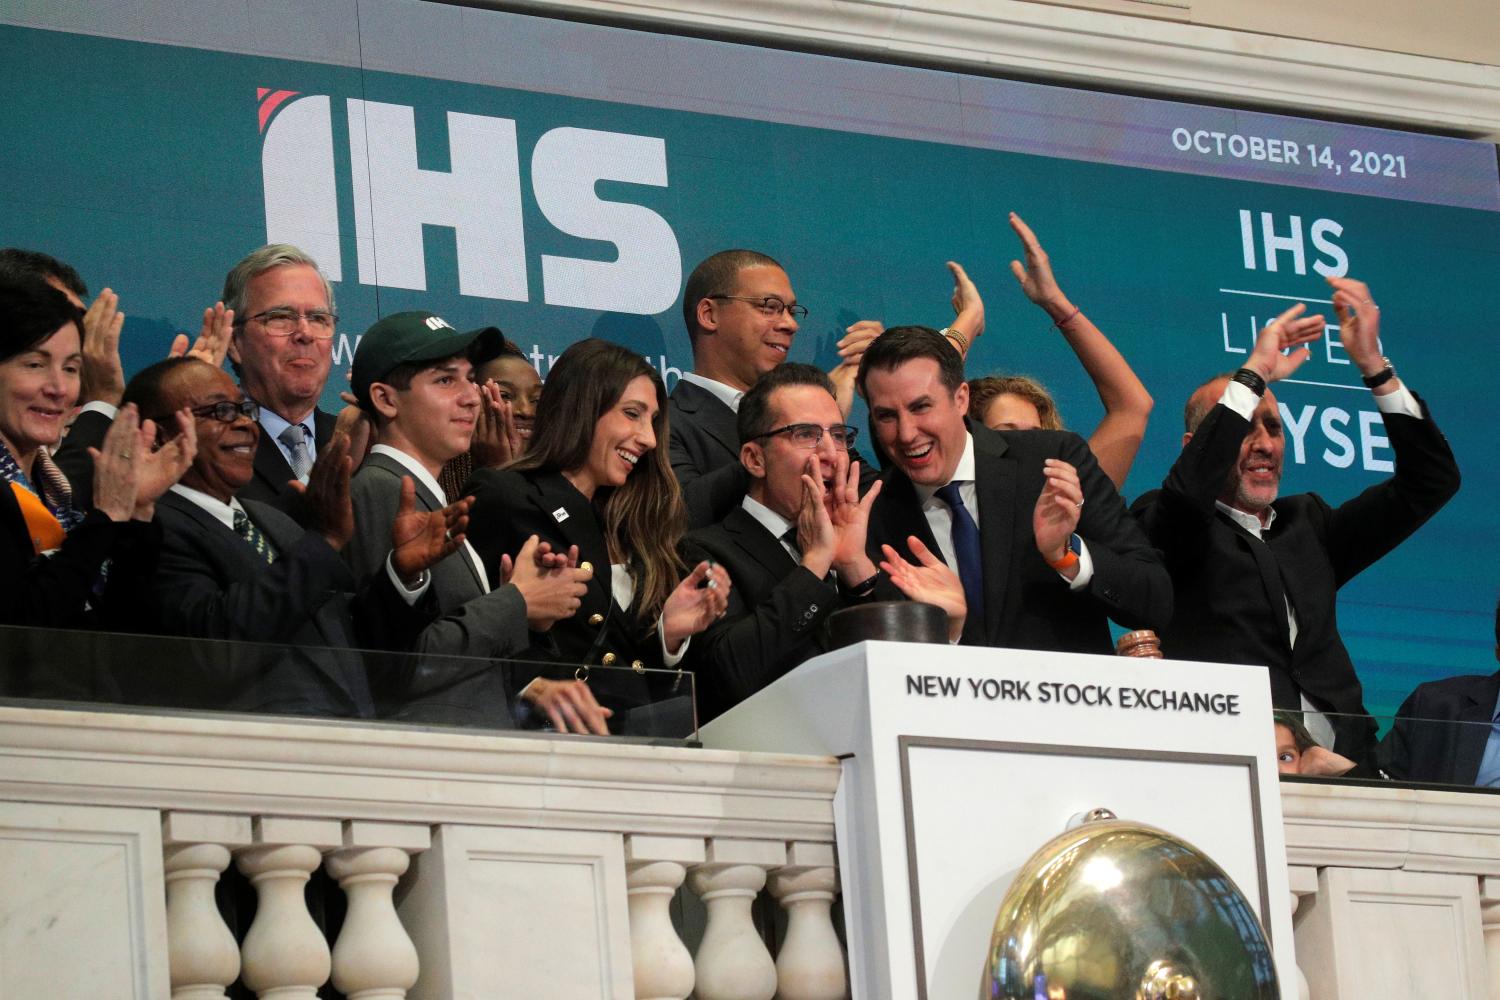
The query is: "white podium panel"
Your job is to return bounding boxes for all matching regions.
[701,640,1294,1000]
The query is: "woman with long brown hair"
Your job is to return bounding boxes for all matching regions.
[464,338,729,735]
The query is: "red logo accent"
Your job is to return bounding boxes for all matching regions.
[257,89,302,134]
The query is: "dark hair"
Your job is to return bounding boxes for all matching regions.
[1184,371,1239,433]
[681,249,784,340]
[968,374,1063,430]
[1273,711,1319,752]
[737,363,835,445]
[468,328,525,368]
[0,273,85,365]
[0,248,88,300]
[121,356,202,429]
[510,339,685,615]
[855,325,965,399]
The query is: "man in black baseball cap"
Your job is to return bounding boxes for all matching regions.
[344,311,587,726]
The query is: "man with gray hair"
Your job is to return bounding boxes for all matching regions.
[221,244,340,516]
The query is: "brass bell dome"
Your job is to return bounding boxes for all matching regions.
[982,814,1278,999]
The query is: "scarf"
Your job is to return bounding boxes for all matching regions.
[0,445,86,555]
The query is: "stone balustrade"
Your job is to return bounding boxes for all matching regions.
[5,704,1500,998]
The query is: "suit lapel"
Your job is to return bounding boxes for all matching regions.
[251,431,295,496]
[675,380,740,461]
[531,472,615,609]
[970,427,1015,646]
[724,506,797,581]
[161,491,253,567]
[312,407,336,449]
[1454,674,1500,784]
[367,451,487,592]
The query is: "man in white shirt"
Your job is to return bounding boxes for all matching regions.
[345,310,591,727]
[1132,277,1461,761]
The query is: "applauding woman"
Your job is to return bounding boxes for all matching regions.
[0,274,194,693]
[465,339,729,735]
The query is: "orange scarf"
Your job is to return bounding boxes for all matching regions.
[11,482,65,555]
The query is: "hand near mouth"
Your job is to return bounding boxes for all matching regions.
[473,380,525,468]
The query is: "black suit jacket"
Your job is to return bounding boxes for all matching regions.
[683,506,902,720]
[1379,672,1499,786]
[464,467,668,727]
[0,483,159,700]
[141,490,389,718]
[668,378,751,529]
[1132,393,1459,757]
[52,409,113,510]
[867,422,1171,653]
[239,407,337,524]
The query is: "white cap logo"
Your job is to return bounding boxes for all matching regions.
[424,315,454,332]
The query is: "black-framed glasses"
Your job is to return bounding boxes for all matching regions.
[189,399,261,424]
[708,295,808,321]
[237,307,338,338]
[754,422,858,449]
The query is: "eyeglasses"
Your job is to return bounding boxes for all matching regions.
[239,307,338,339]
[189,399,261,424]
[754,422,858,449]
[708,295,808,321]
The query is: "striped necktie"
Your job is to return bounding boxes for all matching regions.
[278,423,314,481]
[232,508,277,564]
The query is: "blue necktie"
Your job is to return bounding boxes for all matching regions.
[935,481,983,622]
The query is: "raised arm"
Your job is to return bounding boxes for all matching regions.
[1008,212,1152,488]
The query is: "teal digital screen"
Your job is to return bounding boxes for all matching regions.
[2,2,1496,716]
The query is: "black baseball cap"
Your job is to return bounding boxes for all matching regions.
[351,311,484,406]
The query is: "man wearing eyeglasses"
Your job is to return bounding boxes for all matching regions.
[120,356,463,717]
[671,249,982,529]
[683,364,966,720]
[222,244,340,520]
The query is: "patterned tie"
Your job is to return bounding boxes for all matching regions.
[232,508,277,564]
[935,481,984,622]
[278,423,314,481]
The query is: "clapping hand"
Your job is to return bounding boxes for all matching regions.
[879,535,966,641]
[168,302,235,368]
[389,476,471,585]
[660,559,731,654]
[471,381,524,468]
[1244,303,1324,384]
[1033,458,1084,573]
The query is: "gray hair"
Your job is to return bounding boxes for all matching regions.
[220,244,335,319]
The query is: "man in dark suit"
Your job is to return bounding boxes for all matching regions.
[683,364,964,719]
[670,250,975,526]
[125,357,455,718]
[1132,278,1460,759]
[346,311,590,727]
[1379,601,1500,786]
[220,245,342,519]
[857,325,1171,653]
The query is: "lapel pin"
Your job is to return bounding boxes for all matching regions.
[552,507,570,523]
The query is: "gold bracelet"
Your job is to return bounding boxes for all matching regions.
[939,326,969,354]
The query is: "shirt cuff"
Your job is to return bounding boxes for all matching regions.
[1373,382,1423,419]
[79,400,119,420]
[1219,379,1260,420]
[657,614,689,667]
[1062,537,1095,592]
[385,554,430,605]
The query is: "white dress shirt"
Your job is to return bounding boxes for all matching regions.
[916,432,1094,591]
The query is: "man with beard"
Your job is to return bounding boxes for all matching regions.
[1132,277,1460,759]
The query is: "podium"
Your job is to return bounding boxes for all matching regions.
[700,641,1296,1000]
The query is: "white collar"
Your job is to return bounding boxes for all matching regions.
[915,430,977,507]
[680,371,745,413]
[371,444,446,504]
[1215,499,1277,537]
[741,493,795,542]
[169,483,248,531]
[256,405,314,443]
